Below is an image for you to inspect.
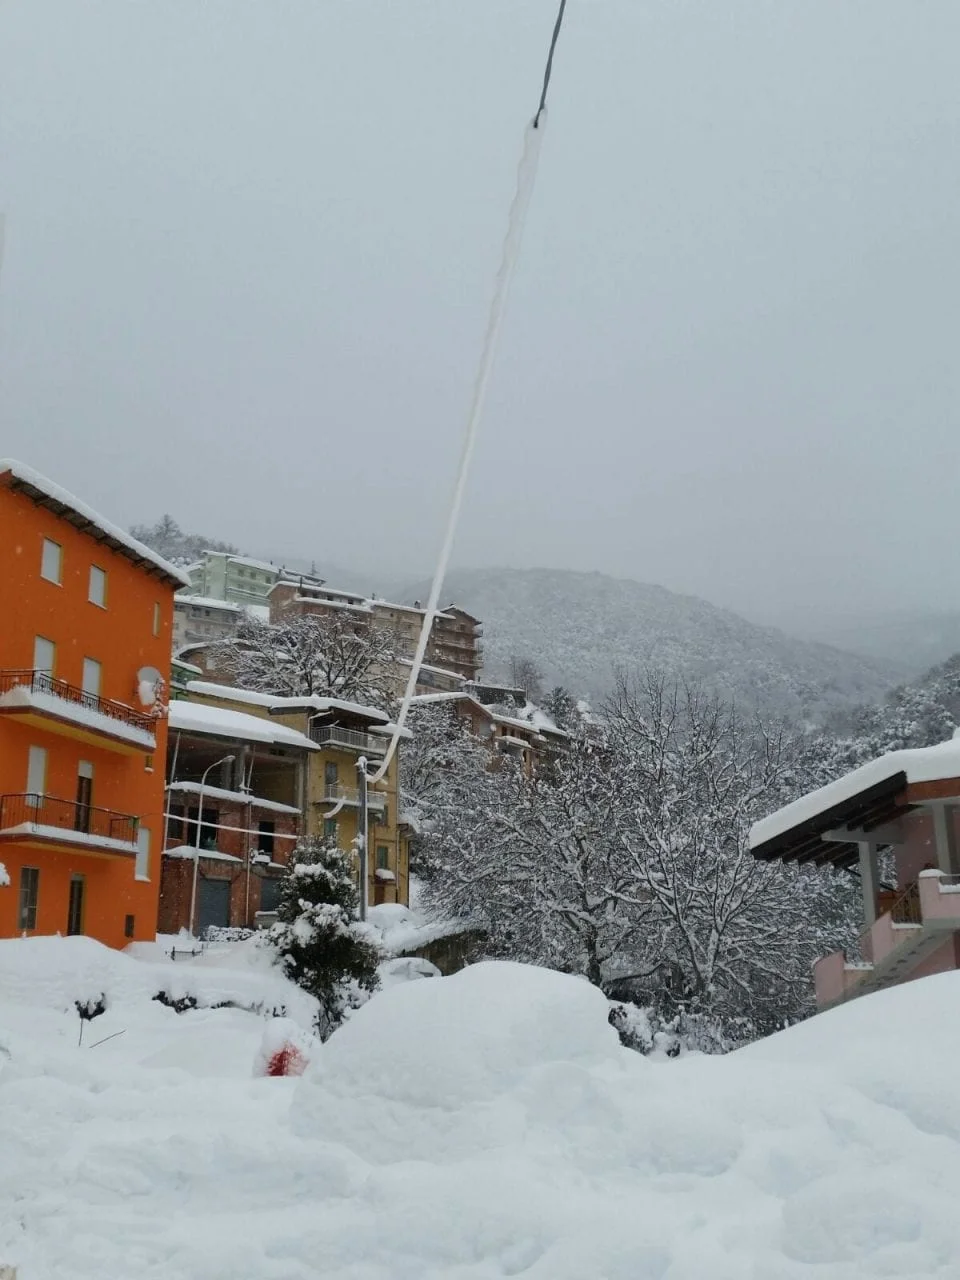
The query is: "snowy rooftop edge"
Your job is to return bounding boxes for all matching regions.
[168,700,318,751]
[165,781,300,815]
[0,459,191,588]
[749,737,960,850]
[186,681,390,723]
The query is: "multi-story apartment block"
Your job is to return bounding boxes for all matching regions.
[160,696,313,934]
[185,552,282,606]
[172,593,242,650]
[0,460,185,947]
[174,681,412,911]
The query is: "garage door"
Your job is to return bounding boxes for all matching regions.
[197,878,231,936]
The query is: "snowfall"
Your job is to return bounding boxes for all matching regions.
[2,935,960,1279]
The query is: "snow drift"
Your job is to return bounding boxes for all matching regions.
[2,945,960,1278]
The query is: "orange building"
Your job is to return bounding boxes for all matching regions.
[0,460,188,947]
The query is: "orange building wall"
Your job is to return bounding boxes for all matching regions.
[0,478,176,947]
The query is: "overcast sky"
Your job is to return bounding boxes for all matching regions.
[2,1,958,628]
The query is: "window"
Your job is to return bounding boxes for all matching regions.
[167,807,185,842]
[152,602,161,636]
[18,867,39,930]
[257,820,276,857]
[135,827,151,881]
[124,915,135,939]
[67,875,85,935]
[81,658,101,699]
[324,762,338,786]
[189,806,219,851]
[376,845,390,871]
[259,877,282,913]
[33,636,55,676]
[26,745,47,802]
[323,817,338,843]
[40,538,62,584]
[88,565,107,608]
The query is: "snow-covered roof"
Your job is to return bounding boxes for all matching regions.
[498,734,532,750]
[0,459,191,588]
[400,658,465,680]
[370,721,414,742]
[168,700,317,751]
[171,658,203,676]
[204,552,279,574]
[372,600,455,620]
[174,594,242,612]
[750,737,960,852]
[165,781,300,815]
[185,681,391,724]
[243,604,271,622]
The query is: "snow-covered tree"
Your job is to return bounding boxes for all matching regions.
[130,515,237,566]
[270,837,380,1039]
[214,613,398,710]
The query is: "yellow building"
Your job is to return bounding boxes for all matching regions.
[179,681,411,907]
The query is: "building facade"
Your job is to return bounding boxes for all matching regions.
[0,460,185,947]
[186,552,283,606]
[750,738,960,1010]
[160,698,312,934]
[172,594,242,650]
[175,682,412,914]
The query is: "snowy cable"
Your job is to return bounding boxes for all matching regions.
[369,118,547,783]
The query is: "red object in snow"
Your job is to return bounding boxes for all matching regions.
[266,1043,308,1077]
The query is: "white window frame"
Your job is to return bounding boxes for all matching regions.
[88,565,107,608]
[81,658,101,699]
[40,538,62,585]
[135,827,151,881]
[26,745,47,803]
[33,636,56,676]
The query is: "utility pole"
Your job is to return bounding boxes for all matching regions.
[356,756,369,921]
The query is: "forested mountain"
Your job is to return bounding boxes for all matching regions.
[420,567,903,720]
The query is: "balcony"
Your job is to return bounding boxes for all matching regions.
[318,784,387,811]
[0,793,139,858]
[814,872,960,1009]
[0,670,157,754]
[310,726,387,756]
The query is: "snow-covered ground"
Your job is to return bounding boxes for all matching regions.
[2,936,960,1279]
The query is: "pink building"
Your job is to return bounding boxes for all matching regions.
[750,737,960,1010]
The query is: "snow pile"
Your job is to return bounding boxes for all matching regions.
[4,952,960,1277]
[0,934,317,1026]
[252,1017,315,1077]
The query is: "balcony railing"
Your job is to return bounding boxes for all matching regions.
[321,784,387,809]
[0,669,155,735]
[311,726,387,755]
[890,881,922,925]
[0,793,138,846]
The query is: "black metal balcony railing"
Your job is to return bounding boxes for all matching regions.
[0,793,139,846]
[0,669,155,736]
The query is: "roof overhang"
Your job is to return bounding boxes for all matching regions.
[750,771,909,869]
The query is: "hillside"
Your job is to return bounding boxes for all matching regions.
[421,568,903,720]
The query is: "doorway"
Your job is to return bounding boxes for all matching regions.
[75,763,93,834]
[67,875,85,935]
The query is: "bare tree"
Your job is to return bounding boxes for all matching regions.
[214,614,398,709]
[509,655,544,700]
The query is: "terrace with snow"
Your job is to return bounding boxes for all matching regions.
[751,732,960,1008]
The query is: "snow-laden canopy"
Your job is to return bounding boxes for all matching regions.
[167,699,317,750]
[751,737,960,852]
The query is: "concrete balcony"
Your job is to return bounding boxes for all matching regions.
[0,669,157,754]
[0,792,139,859]
[814,871,960,1009]
[310,726,387,756]
[318,784,387,811]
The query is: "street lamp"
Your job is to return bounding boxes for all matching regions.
[189,754,235,938]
